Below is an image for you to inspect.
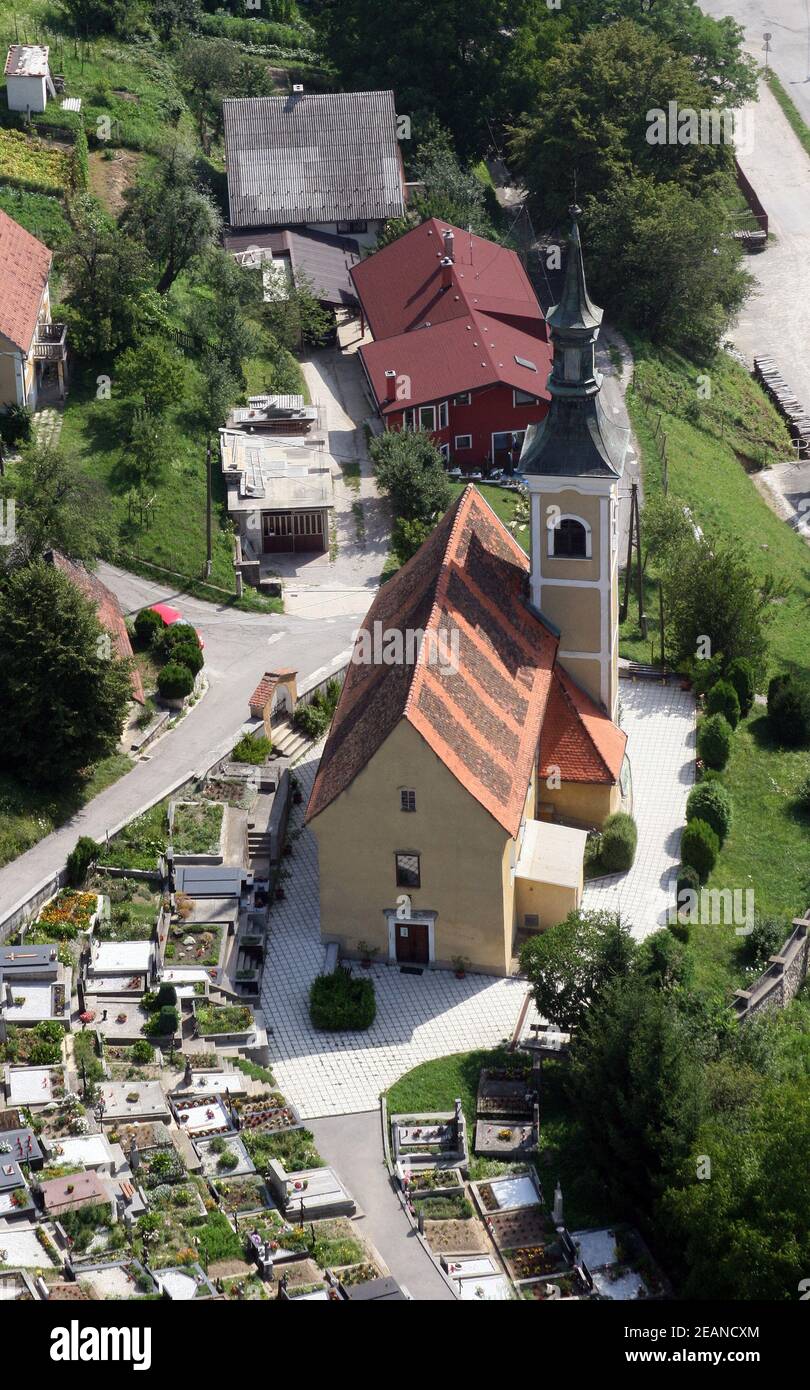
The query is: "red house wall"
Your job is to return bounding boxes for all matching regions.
[386,384,549,471]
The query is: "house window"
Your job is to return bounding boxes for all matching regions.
[439,443,450,462]
[336,220,351,234]
[418,405,436,431]
[400,789,416,813]
[349,219,368,233]
[550,517,589,558]
[402,408,415,430]
[454,392,471,405]
[454,434,472,450]
[513,388,538,407]
[395,852,421,888]
[438,401,449,429]
[524,913,540,929]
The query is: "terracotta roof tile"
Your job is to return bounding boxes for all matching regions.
[0,207,51,353]
[307,486,558,836]
[48,552,145,704]
[539,665,627,784]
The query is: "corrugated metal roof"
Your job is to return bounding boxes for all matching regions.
[5,44,49,78]
[223,90,405,229]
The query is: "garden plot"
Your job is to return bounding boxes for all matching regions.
[164,921,223,969]
[472,1170,543,1215]
[171,801,224,856]
[486,1207,553,1250]
[174,1094,233,1139]
[234,1092,301,1134]
[215,1176,271,1216]
[501,1239,569,1282]
[195,1135,255,1180]
[424,1219,488,1257]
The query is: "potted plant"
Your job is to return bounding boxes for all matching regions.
[452,955,470,980]
[356,940,378,969]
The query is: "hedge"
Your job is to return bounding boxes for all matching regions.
[66,836,100,887]
[309,968,376,1031]
[706,679,740,730]
[685,782,733,844]
[680,818,719,882]
[599,812,638,872]
[697,713,732,770]
[726,658,755,717]
[157,661,195,699]
[767,674,810,747]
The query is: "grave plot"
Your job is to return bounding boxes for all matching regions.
[501,1239,569,1282]
[485,1206,554,1251]
[173,1093,234,1139]
[153,1263,216,1300]
[390,1100,468,1173]
[423,1218,488,1257]
[398,1166,464,1198]
[571,1225,668,1300]
[443,1254,513,1301]
[265,1157,356,1220]
[195,1134,255,1180]
[5,1065,66,1109]
[234,1091,301,1134]
[520,1269,588,1300]
[243,1211,310,1264]
[476,1068,535,1118]
[473,1117,538,1160]
[214,1175,271,1216]
[139,1145,188,1189]
[471,1169,543,1215]
[474,1066,539,1159]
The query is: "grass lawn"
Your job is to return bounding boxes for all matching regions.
[765,71,810,160]
[0,754,131,870]
[171,800,224,854]
[385,1047,617,1230]
[103,798,168,871]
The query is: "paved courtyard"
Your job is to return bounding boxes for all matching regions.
[582,680,696,937]
[261,744,539,1119]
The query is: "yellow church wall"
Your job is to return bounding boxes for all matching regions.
[538,778,620,829]
[538,489,602,583]
[539,584,602,653]
[514,876,580,932]
[311,718,516,976]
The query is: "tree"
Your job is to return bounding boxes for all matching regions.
[150,0,201,43]
[659,535,772,677]
[568,974,704,1213]
[5,442,107,565]
[60,0,149,39]
[127,410,173,489]
[178,39,274,153]
[518,909,635,1033]
[62,198,152,357]
[122,146,221,293]
[0,561,132,786]
[263,270,334,353]
[370,429,451,524]
[409,125,498,239]
[198,349,240,440]
[116,338,186,416]
[187,250,262,387]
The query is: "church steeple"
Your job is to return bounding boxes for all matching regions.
[520,206,627,479]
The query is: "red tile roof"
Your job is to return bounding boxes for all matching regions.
[307,486,559,837]
[0,207,51,353]
[539,665,627,784]
[48,552,145,704]
[351,218,552,415]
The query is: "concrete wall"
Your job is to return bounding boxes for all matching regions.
[311,718,517,975]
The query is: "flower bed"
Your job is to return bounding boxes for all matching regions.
[194,1003,254,1036]
[215,1176,269,1214]
[165,921,222,967]
[505,1243,568,1280]
[141,1146,187,1189]
[235,1093,298,1132]
[171,801,224,855]
[37,890,98,940]
[401,1167,461,1193]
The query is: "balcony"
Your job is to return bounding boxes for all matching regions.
[33,321,67,362]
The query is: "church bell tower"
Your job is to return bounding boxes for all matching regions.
[519,206,628,722]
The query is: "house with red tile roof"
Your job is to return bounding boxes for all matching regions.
[351,218,552,471]
[307,211,630,975]
[0,208,67,411]
[45,551,145,706]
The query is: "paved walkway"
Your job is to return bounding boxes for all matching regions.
[308,1111,454,1300]
[582,681,696,937]
[261,744,538,1119]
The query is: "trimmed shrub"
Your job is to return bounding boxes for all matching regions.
[144,1005,179,1037]
[680,818,719,883]
[232,732,272,764]
[746,914,790,970]
[155,622,201,662]
[670,863,701,939]
[157,661,195,700]
[0,403,33,447]
[675,863,701,900]
[66,836,100,887]
[697,714,732,770]
[706,679,740,730]
[599,812,638,872]
[309,967,376,1031]
[767,674,810,747]
[685,782,733,844]
[155,984,177,1009]
[726,658,755,718]
[131,1040,154,1063]
[172,641,204,676]
[134,607,165,645]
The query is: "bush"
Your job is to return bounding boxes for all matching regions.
[232,732,273,764]
[309,968,376,1031]
[144,1005,179,1037]
[599,812,637,872]
[157,661,195,700]
[746,914,790,970]
[131,1040,154,1063]
[680,818,719,883]
[706,679,740,730]
[172,641,204,676]
[767,674,810,747]
[685,782,733,844]
[155,984,177,1009]
[293,680,342,740]
[0,403,33,447]
[675,863,701,900]
[726,658,755,717]
[697,714,732,770]
[155,622,201,663]
[795,773,810,813]
[134,607,165,645]
[66,836,100,887]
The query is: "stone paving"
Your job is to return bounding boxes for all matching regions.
[260,743,539,1119]
[582,680,696,938]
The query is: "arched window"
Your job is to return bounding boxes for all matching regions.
[549,516,590,559]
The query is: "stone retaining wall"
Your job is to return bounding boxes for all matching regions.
[733,916,809,1024]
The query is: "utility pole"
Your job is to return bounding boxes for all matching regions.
[620,483,646,636]
[205,437,212,579]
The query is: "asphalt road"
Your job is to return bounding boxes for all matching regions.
[0,564,361,923]
[702,0,810,126]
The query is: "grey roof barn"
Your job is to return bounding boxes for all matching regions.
[222,89,405,230]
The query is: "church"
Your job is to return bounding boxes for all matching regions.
[306,209,630,976]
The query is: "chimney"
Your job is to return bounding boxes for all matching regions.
[442,228,455,263]
[440,256,453,289]
[383,368,397,403]
[292,84,304,93]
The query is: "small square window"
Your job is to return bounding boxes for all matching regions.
[524,913,540,929]
[513,388,538,407]
[454,392,471,405]
[454,434,472,450]
[336,220,351,234]
[400,788,416,812]
[438,401,448,429]
[395,852,420,888]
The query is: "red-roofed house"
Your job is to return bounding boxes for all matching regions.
[45,551,145,706]
[351,219,552,471]
[0,208,67,411]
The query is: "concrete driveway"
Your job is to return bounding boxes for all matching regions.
[0,564,359,927]
[701,0,810,127]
